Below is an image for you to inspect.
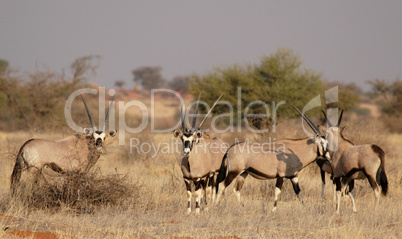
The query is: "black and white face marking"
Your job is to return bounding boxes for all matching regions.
[173,129,201,156]
[94,131,107,151]
[84,128,117,153]
[181,133,200,156]
[314,135,330,159]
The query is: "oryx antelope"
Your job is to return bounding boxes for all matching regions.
[302,109,388,213]
[316,122,365,201]
[215,106,328,212]
[173,94,226,214]
[10,95,117,195]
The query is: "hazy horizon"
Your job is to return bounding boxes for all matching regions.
[1,1,401,91]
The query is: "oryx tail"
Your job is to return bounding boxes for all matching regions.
[372,144,388,195]
[216,149,230,194]
[10,139,34,195]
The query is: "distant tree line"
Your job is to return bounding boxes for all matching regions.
[189,49,360,126]
[3,48,384,131]
[0,56,98,131]
[131,66,190,94]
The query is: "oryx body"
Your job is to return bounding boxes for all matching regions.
[325,126,388,213]
[173,94,226,214]
[316,124,366,201]
[11,95,116,195]
[317,155,365,201]
[179,134,226,214]
[180,135,225,181]
[215,136,325,212]
[300,109,388,213]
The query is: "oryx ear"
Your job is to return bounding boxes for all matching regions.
[196,130,203,138]
[83,128,92,135]
[109,130,117,137]
[173,130,181,138]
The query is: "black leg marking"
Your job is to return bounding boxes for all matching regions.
[334,177,341,191]
[348,180,354,194]
[291,180,301,195]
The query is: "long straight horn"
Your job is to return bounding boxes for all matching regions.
[196,93,223,130]
[335,110,344,127]
[81,95,97,131]
[321,109,331,127]
[191,93,201,132]
[293,105,322,137]
[101,95,115,132]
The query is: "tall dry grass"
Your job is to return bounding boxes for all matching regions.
[0,117,400,238]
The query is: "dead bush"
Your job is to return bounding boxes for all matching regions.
[11,168,137,213]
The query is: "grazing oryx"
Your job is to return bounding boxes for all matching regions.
[215,105,327,212]
[301,110,388,213]
[173,94,226,214]
[10,95,117,195]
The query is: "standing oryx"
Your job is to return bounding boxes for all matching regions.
[215,105,328,212]
[10,95,117,195]
[173,94,226,214]
[301,109,388,213]
[316,119,365,201]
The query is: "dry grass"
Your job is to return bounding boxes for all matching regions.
[8,169,136,213]
[0,118,401,238]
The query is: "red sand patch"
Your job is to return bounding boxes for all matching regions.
[6,231,62,239]
[162,220,183,224]
[210,237,241,239]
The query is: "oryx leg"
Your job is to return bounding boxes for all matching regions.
[290,176,303,204]
[210,174,218,203]
[272,177,284,212]
[334,177,342,214]
[206,174,213,201]
[215,171,240,205]
[320,169,326,201]
[363,170,380,209]
[346,180,357,212]
[233,172,248,206]
[194,180,203,214]
[184,179,192,215]
[332,179,337,202]
[202,178,209,211]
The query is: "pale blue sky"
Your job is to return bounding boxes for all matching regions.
[1,1,401,91]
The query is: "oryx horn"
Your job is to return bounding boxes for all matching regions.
[101,95,115,132]
[190,93,201,133]
[196,93,223,130]
[336,110,344,127]
[293,105,323,137]
[81,95,97,131]
[321,109,343,127]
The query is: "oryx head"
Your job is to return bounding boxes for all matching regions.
[81,95,117,153]
[293,105,329,159]
[321,109,344,153]
[173,93,223,156]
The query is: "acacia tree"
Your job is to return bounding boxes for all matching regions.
[325,81,360,111]
[369,78,402,115]
[132,66,166,90]
[189,48,324,126]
